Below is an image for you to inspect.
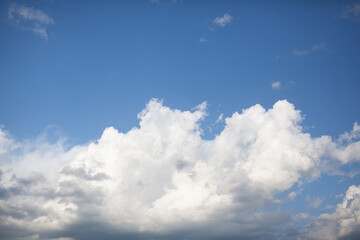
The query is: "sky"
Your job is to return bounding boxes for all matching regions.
[0,0,360,239]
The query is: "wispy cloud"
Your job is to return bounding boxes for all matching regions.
[292,42,328,56]
[215,113,223,123]
[8,3,54,40]
[305,196,323,209]
[199,38,207,42]
[272,81,281,89]
[213,13,233,27]
[343,2,360,21]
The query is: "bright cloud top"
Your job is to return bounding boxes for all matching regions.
[8,3,54,40]
[0,99,360,239]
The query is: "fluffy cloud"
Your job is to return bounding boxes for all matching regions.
[213,13,233,27]
[8,3,54,40]
[0,99,360,239]
[306,185,360,240]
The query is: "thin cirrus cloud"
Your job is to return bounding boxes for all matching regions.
[292,42,328,56]
[0,99,360,239]
[213,13,233,27]
[7,3,54,40]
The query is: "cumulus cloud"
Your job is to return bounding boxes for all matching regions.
[213,13,233,27]
[8,3,54,40]
[0,99,360,239]
[306,185,360,240]
[292,42,328,56]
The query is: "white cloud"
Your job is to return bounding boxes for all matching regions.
[199,38,207,42]
[213,13,233,27]
[306,185,360,240]
[8,3,54,40]
[272,81,281,89]
[292,42,328,56]
[0,99,360,239]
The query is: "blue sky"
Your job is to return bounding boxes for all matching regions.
[0,1,360,240]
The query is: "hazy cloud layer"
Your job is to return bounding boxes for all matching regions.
[0,99,360,239]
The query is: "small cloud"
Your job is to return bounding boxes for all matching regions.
[289,81,295,84]
[8,3,54,40]
[305,196,323,209]
[213,13,233,27]
[199,38,207,42]
[271,81,281,89]
[292,42,328,57]
[215,113,223,123]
